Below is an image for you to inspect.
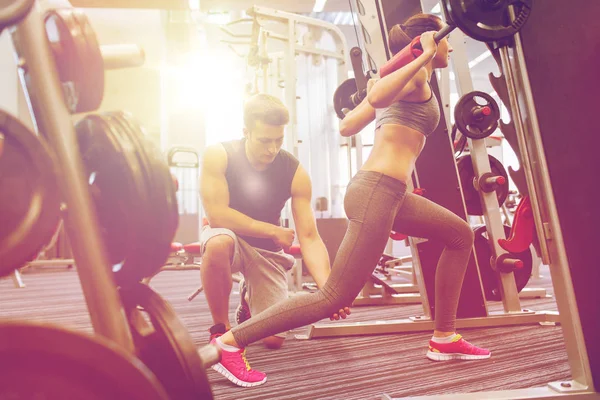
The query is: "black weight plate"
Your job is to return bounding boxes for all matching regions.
[333,78,358,119]
[454,90,500,140]
[457,154,509,215]
[74,114,149,285]
[108,111,178,278]
[0,109,61,276]
[121,283,214,400]
[0,321,170,400]
[473,224,533,301]
[98,114,163,285]
[446,0,533,42]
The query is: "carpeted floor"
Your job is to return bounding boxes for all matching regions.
[0,265,570,400]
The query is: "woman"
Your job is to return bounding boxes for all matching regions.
[212,14,490,387]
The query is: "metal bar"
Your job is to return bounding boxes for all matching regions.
[264,31,287,41]
[158,265,201,271]
[197,344,221,369]
[383,386,600,400]
[438,67,452,130]
[352,0,390,72]
[249,5,351,44]
[507,6,595,391]
[449,29,522,313]
[11,270,25,288]
[70,0,190,9]
[301,310,560,339]
[25,259,75,267]
[296,45,345,60]
[519,287,549,299]
[13,3,134,351]
[260,30,268,93]
[101,44,145,70]
[352,293,422,306]
[498,46,550,265]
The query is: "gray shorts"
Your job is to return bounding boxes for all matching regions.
[199,226,296,338]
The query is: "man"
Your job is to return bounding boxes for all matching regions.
[199,93,348,387]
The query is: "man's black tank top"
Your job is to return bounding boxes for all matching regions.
[222,138,299,251]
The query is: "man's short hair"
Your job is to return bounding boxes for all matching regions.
[243,93,290,131]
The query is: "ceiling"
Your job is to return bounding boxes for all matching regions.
[70,0,353,13]
[199,0,352,13]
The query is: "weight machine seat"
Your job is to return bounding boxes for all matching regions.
[170,242,183,252]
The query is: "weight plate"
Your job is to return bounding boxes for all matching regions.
[473,224,533,301]
[0,321,169,400]
[454,90,500,140]
[457,154,509,215]
[75,114,152,285]
[445,0,533,42]
[106,111,178,281]
[0,109,61,276]
[44,9,104,113]
[121,283,214,400]
[333,78,358,119]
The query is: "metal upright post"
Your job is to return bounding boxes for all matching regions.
[448,28,522,312]
[12,2,134,351]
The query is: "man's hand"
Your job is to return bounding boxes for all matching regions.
[272,226,295,249]
[330,307,351,321]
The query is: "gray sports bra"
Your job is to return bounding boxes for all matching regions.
[375,83,441,137]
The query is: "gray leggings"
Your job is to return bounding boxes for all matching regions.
[231,170,474,347]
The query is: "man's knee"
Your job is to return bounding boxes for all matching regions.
[262,335,285,349]
[203,235,235,266]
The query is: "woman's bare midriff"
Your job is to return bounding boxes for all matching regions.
[360,123,427,183]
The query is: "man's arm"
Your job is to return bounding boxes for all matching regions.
[200,144,278,239]
[290,166,331,288]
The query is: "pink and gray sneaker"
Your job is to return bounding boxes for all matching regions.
[426,334,491,361]
[210,337,267,387]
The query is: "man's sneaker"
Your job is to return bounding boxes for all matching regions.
[235,279,251,325]
[210,338,267,387]
[209,323,228,342]
[426,334,491,361]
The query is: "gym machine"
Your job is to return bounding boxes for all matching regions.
[221,5,351,222]
[312,0,600,399]
[327,0,545,308]
[302,0,559,336]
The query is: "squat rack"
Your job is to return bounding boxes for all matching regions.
[303,1,598,399]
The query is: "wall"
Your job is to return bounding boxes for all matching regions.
[86,8,166,146]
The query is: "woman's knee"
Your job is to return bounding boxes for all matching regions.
[203,235,235,265]
[451,219,474,249]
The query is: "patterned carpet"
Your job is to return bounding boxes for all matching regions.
[0,265,570,400]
